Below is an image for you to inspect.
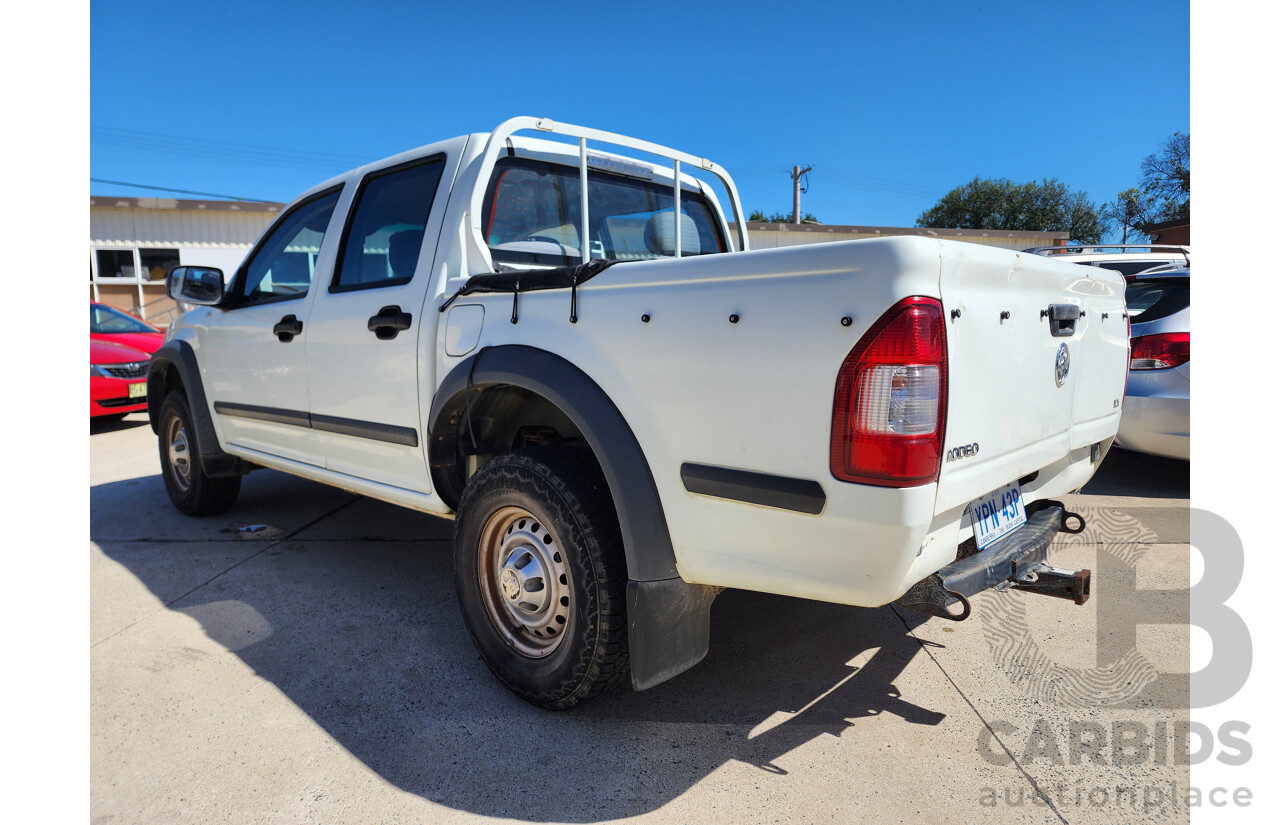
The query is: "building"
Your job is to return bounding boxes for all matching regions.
[1143,218,1190,247]
[90,196,283,323]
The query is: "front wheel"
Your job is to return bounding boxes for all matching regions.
[157,393,241,516]
[453,446,629,710]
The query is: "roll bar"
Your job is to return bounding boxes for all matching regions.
[468,117,751,269]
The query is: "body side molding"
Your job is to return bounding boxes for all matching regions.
[211,402,420,447]
[680,462,827,515]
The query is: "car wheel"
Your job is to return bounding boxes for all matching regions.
[157,393,241,516]
[453,445,629,710]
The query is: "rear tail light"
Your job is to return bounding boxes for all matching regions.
[830,296,947,487]
[1130,332,1190,370]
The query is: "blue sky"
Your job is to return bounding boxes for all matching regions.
[90,0,1188,231]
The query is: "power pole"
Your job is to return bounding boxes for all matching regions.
[792,165,812,224]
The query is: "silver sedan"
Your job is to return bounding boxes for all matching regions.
[1114,267,1190,460]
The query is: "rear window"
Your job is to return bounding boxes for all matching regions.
[1087,260,1184,277]
[482,157,726,268]
[1125,277,1190,322]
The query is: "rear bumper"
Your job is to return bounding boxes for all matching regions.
[896,501,1089,619]
[1115,367,1189,460]
[1116,395,1189,460]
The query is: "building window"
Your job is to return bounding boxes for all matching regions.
[140,248,181,282]
[95,249,136,280]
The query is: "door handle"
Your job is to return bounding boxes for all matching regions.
[368,305,413,340]
[273,314,303,342]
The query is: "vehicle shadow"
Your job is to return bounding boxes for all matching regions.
[91,471,949,822]
[89,413,150,435]
[1081,446,1189,499]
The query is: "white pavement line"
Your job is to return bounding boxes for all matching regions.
[89,495,361,651]
[890,604,1070,825]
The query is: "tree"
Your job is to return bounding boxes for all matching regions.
[916,177,1104,244]
[749,209,820,224]
[1100,188,1157,243]
[1139,132,1190,221]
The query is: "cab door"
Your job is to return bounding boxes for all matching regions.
[197,186,345,466]
[303,141,465,493]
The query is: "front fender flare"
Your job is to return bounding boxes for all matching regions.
[146,339,250,478]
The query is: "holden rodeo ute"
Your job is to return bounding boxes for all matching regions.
[148,117,1127,709]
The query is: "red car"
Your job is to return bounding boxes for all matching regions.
[91,339,152,418]
[90,301,164,354]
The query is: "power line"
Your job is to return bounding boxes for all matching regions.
[90,178,274,202]
[813,166,947,202]
[91,124,371,174]
[92,125,369,163]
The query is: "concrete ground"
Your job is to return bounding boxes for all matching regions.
[91,415,1191,824]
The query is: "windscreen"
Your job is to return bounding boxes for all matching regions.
[482,157,726,268]
[91,303,156,334]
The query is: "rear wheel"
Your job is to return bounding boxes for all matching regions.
[157,393,240,516]
[453,445,628,709]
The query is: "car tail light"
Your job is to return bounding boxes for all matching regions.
[1130,332,1190,370]
[830,297,947,487]
[1123,314,1132,400]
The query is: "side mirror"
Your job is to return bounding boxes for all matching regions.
[168,266,225,305]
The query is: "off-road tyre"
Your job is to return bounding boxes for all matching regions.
[157,393,241,516]
[453,445,629,710]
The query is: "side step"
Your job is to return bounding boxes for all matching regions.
[895,501,1091,621]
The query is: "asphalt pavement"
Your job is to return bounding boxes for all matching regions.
[91,415,1191,824]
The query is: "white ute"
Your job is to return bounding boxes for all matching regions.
[149,117,1130,709]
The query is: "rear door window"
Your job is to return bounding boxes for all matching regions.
[482,157,726,268]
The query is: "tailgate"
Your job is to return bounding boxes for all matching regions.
[934,244,1128,513]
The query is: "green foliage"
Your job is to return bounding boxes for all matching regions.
[916,177,1103,244]
[1100,188,1157,243]
[748,209,821,224]
[1140,132,1190,222]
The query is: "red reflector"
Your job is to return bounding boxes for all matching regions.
[1130,332,1190,370]
[830,297,947,487]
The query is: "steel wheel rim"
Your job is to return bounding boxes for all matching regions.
[166,416,192,492]
[477,506,573,657]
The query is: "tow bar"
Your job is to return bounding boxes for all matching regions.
[895,501,1091,621]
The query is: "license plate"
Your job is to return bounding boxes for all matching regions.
[128,381,147,399]
[970,482,1027,549]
